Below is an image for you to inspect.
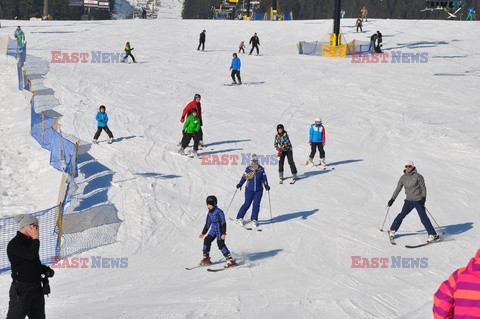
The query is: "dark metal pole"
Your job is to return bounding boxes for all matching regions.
[333,0,342,45]
[247,0,250,17]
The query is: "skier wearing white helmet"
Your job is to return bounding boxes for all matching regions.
[307,117,327,166]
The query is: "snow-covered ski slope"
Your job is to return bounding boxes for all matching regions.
[1,11,480,319]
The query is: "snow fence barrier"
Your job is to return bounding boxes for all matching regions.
[0,45,121,273]
[297,39,372,57]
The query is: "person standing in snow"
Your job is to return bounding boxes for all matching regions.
[198,30,206,51]
[230,53,242,85]
[361,6,368,21]
[199,196,236,267]
[307,117,327,167]
[238,41,246,54]
[93,105,114,144]
[375,31,383,53]
[235,154,270,229]
[122,41,136,63]
[178,108,201,157]
[179,94,204,147]
[7,214,55,319]
[274,124,298,183]
[248,32,260,55]
[387,161,439,243]
[433,248,480,318]
[355,18,363,33]
[14,26,25,49]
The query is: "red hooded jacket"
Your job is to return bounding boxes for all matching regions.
[181,100,202,123]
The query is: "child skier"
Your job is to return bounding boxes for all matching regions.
[235,154,270,229]
[199,195,236,267]
[122,41,136,63]
[307,117,327,166]
[238,41,245,54]
[93,105,114,144]
[274,124,298,183]
[178,108,201,156]
[179,94,203,147]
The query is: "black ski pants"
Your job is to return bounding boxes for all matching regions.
[238,47,245,54]
[123,51,135,62]
[93,126,113,140]
[197,41,205,51]
[231,70,241,83]
[7,281,45,319]
[249,45,259,55]
[181,132,200,151]
[279,150,297,174]
[309,142,325,159]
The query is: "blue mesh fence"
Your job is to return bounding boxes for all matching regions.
[0,206,59,272]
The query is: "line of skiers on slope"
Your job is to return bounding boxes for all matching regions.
[197,29,261,56]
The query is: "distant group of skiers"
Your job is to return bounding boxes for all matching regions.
[197,29,260,56]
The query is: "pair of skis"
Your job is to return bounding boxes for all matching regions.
[280,177,298,185]
[185,261,239,272]
[387,230,450,248]
[229,218,262,231]
[304,161,335,171]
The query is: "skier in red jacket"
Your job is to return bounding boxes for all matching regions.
[179,94,204,147]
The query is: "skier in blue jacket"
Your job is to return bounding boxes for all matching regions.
[93,105,114,144]
[307,117,327,166]
[235,154,270,229]
[230,53,242,85]
[199,196,236,267]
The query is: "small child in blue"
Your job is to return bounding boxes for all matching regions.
[199,196,236,267]
[93,105,114,144]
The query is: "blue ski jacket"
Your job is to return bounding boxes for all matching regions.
[202,207,227,236]
[238,165,269,192]
[230,57,241,71]
[96,112,109,127]
[309,123,326,144]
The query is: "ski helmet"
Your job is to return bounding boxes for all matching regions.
[99,105,106,111]
[126,41,130,45]
[315,117,322,123]
[277,124,284,131]
[206,195,217,206]
[190,108,198,114]
[194,93,201,100]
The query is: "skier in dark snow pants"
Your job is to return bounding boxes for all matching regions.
[198,30,206,51]
[249,32,260,55]
[387,161,439,243]
[199,196,236,267]
[274,124,297,182]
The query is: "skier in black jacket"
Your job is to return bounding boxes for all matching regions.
[7,214,55,319]
[249,32,260,55]
[198,30,206,51]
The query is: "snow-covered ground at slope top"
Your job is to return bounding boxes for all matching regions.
[0,8,480,319]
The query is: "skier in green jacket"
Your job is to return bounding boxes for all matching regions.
[14,26,25,49]
[122,41,136,63]
[178,109,201,157]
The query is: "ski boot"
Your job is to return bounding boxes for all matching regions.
[235,218,244,226]
[92,139,98,144]
[199,253,212,266]
[232,81,237,85]
[427,234,440,243]
[388,230,395,238]
[307,157,314,167]
[320,158,327,167]
[178,147,185,155]
[108,138,114,144]
[224,254,236,267]
[279,172,284,184]
[251,220,258,229]
[292,173,298,182]
[191,151,199,158]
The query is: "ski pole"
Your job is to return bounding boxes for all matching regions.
[225,189,238,215]
[380,207,390,232]
[267,190,273,222]
[425,207,445,234]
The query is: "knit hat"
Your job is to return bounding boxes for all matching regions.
[405,160,414,167]
[15,214,38,230]
[251,154,258,164]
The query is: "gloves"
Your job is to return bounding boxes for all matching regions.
[309,140,312,145]
[236,184,242,189]
[180,117,185,123]
[43,266,55,278]
[277,149,282,157]
[387,199,395,207]
[265,185,270,191]
[419,197,426,206]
